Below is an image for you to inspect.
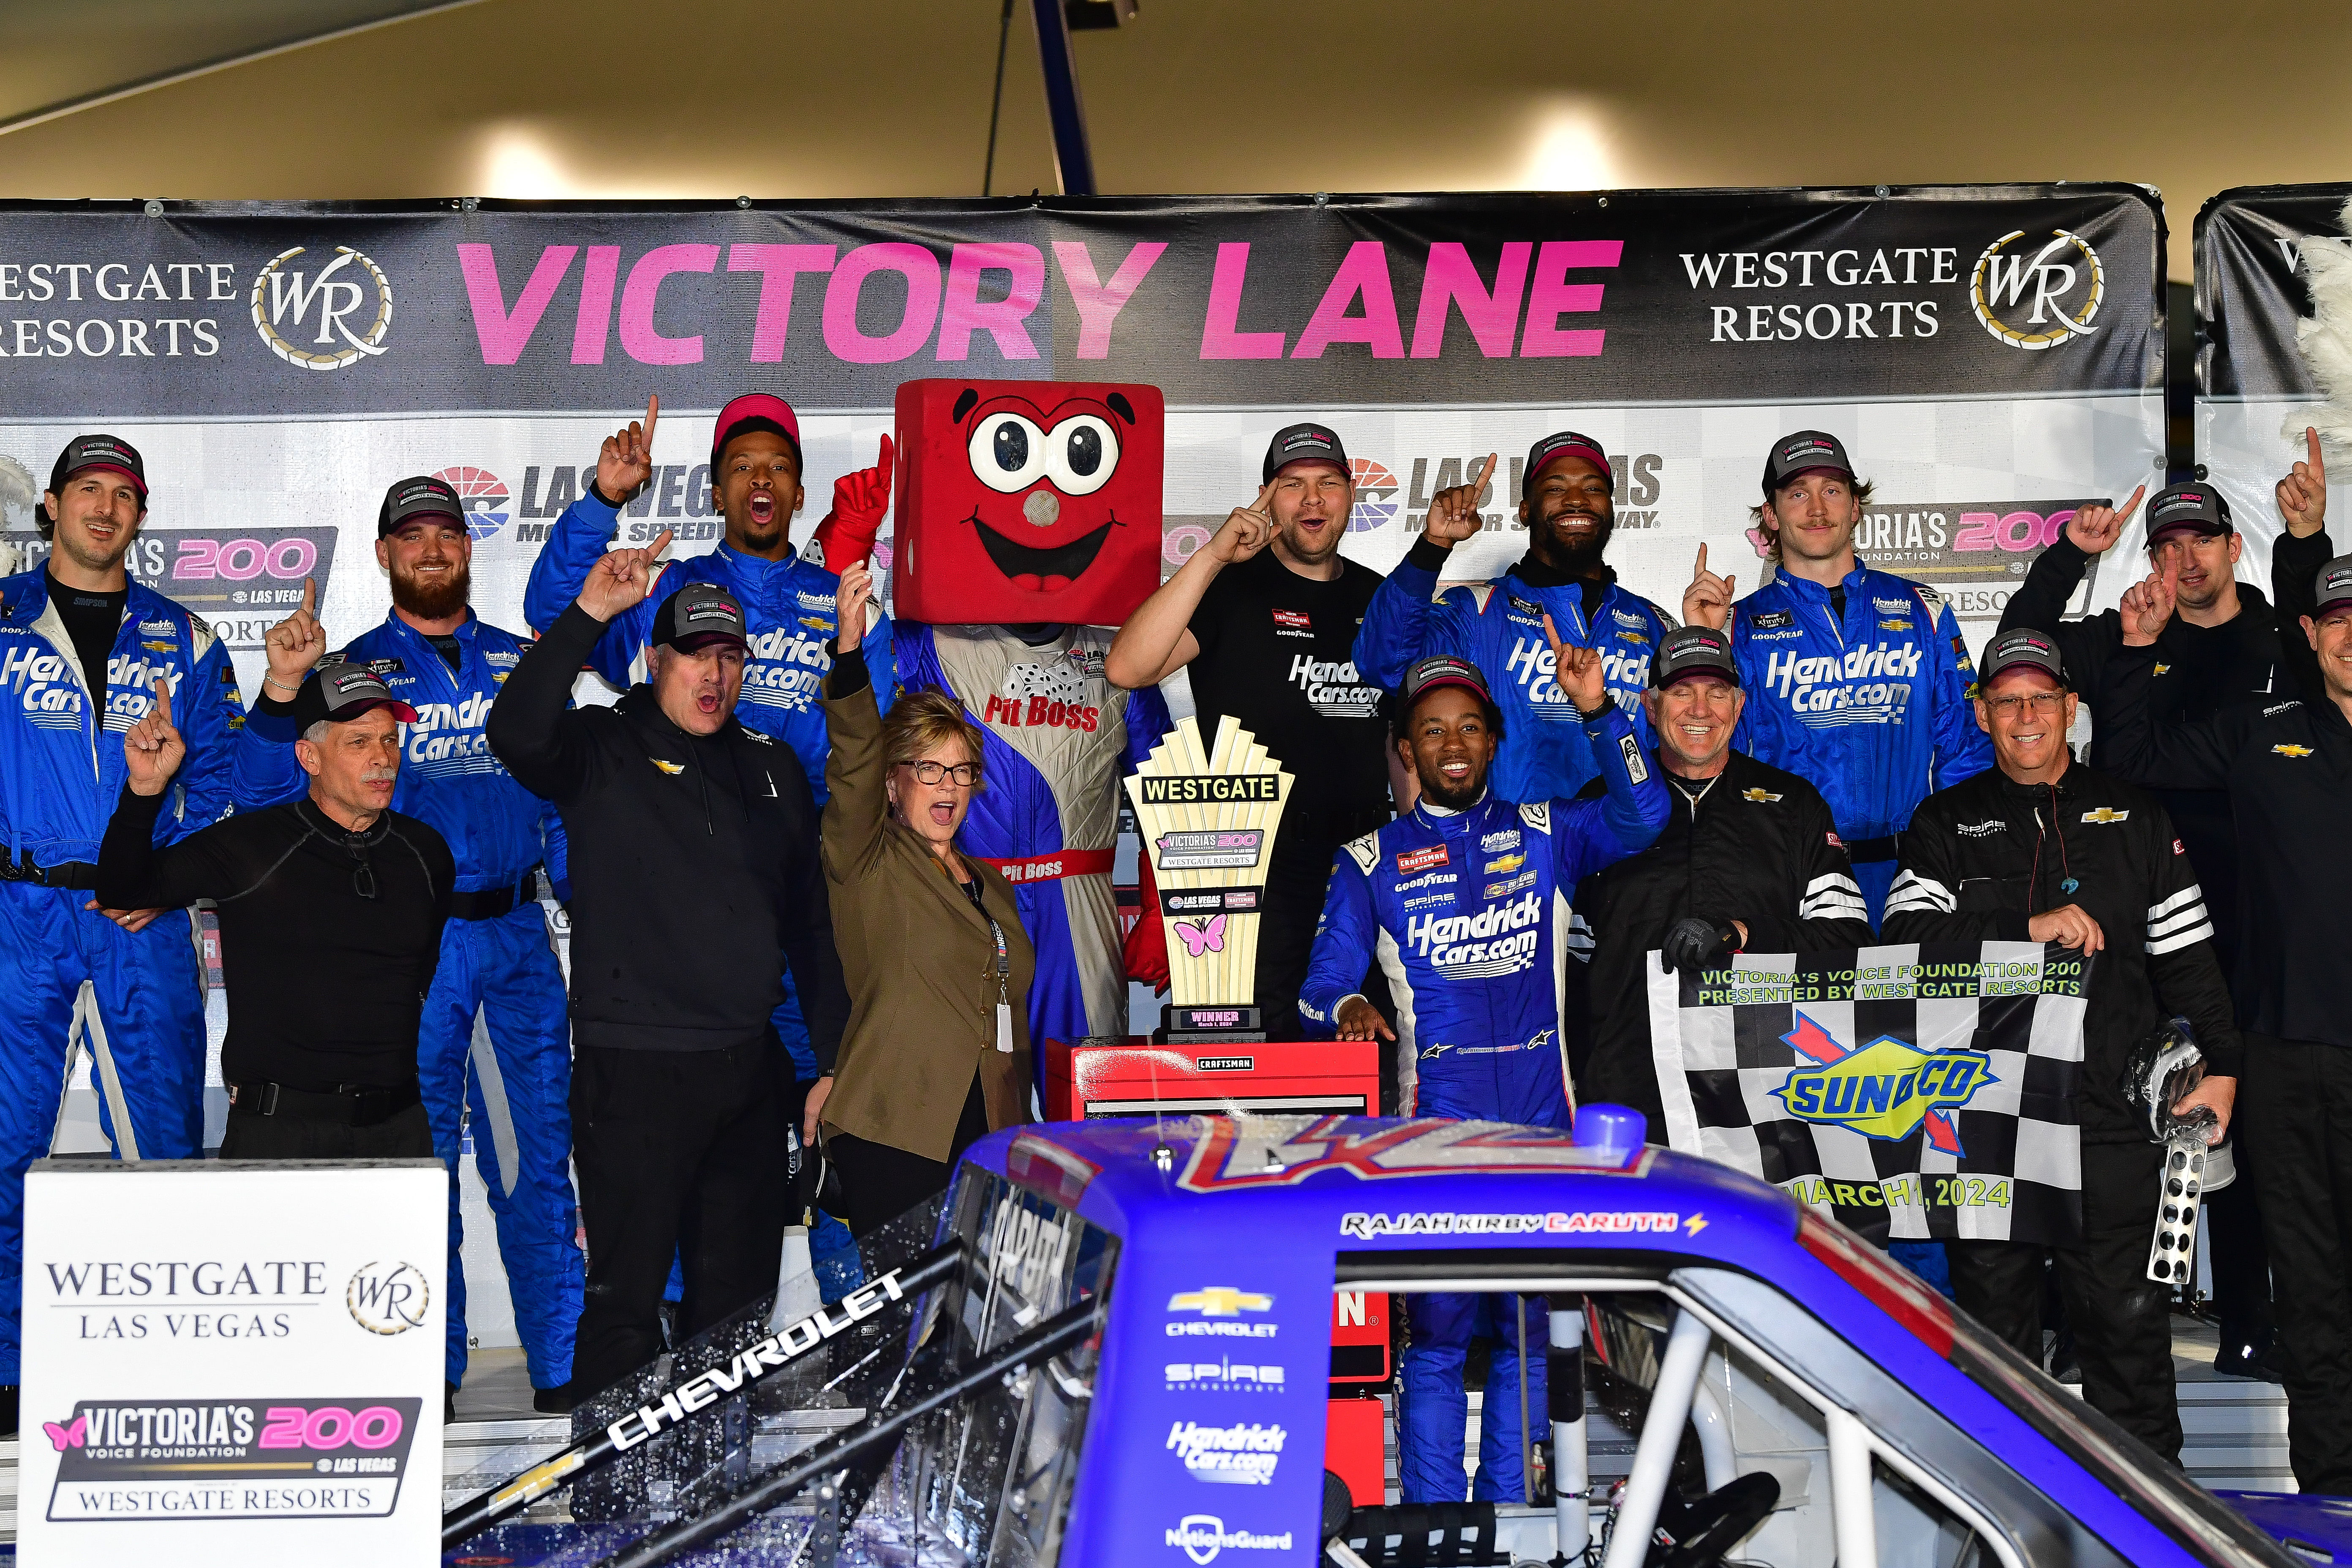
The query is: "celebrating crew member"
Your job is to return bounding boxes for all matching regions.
[2096,505,2352,1492]
[1998,474,2284,1378]
[1573,626,1872,1116]
[100,664,451,1157]
[1683,430,1990,924]
[816,562,1034,1235]
[236,476,580,1413]
[1106,422,1391,1038]
[1356,432,1672,803]
[490,549,848,1405]
[523,395,887,1089]
[1299,640,1667,1507]
[1882,627,2238,1461]
[0,436,245,1436]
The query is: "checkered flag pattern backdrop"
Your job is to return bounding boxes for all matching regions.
[1643,942,2093,1247]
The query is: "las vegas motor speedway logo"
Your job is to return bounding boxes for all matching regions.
[251,245,393,370]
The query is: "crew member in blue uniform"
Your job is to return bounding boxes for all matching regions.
[0,435,245,1437]
[1681,429,1990,924]
[237,475,580,1412]
[1355,431,1672,802]
[1300,642,1667,1505]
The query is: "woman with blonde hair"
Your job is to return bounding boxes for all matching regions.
[807,561,1033,1235]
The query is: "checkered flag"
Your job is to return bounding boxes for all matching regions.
[1643,942,2094,1247]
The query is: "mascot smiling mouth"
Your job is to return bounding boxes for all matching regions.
[971,514,1117,591]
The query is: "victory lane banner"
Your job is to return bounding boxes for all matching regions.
[1645,941,2093,1246]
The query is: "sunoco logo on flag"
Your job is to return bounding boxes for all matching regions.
[1646,942,2091,1247]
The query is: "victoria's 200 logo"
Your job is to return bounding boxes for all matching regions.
[345,1261,429,1336]
[1969,229,2104,351]
[250,245,393,370]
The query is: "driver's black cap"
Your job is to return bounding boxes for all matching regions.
[377,475,464,537]
[1761,430,1857,494]
[651,581,747,652]
[290,661,419,729]
[1262,423,1350,485]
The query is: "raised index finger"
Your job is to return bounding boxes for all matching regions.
[1473,452,1498,494]
[1694,542,1709,577]
[642,394,659,449]
[2115,483,2146,523]
[647,527,675,560]
[299,576,316,616]
[2311,425,2326,484]
[1252,481,1275,513]
[151,678,172,725]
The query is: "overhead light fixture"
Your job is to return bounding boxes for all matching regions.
[1519,99,1618,192]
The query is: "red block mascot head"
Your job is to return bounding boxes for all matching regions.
[888,379,1164,627]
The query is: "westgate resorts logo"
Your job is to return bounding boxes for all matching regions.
[1768,1012,1993,1154]
[1969,229,2104,350]
[250,245,393,370]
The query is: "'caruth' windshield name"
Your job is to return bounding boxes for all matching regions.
[1338,1210,1683,1240]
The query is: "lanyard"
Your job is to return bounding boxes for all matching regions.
[958,865,1016,1054]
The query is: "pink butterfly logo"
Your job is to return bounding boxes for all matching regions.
[43,1413,86,1451]
[1173,914,1227,957]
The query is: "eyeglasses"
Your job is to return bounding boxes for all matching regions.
[897,759,978,787]
[1985,693,2066,719]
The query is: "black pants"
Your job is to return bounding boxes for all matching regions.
[827,1077,988,1239]
[2205,1128,2275,1355]
[569,1040,790,1400]
[1946,1141,2178,1460]
[218,1100,434,1160]
[2241,1034,2352,1492]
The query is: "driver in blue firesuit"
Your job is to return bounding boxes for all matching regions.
[236,476,580,1414]
[1300,632,1668,1505]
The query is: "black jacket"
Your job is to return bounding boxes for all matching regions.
[2096,529,2349,1047]
[487,602,849,1058]
[97,792,452,1090]
[1572,750,1875,1124]
[1884,762,2241,1142]
[2001,533,2283,969]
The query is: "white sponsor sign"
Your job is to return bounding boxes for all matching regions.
[19,1159,444,1565]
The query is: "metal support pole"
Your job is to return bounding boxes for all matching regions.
[1827,1407,1880,1568]
[1547,1305,1588,1561]
[1599,1308,1710,1568]
[1025,0,1096,195]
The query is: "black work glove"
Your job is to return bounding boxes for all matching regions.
[1661,915,1743,974]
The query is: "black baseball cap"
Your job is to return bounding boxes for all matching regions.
[1261,422,1350,484]
[49,434,147,502]
[290,662,419,729]
[1651,625,1740,689]
[1761,430,1857,494]
[1401,653,1492,708]
[652,581,748,652]
[378,475,464,537]
[1524,430,1612,492]
[2143,482,2233,545]
[2314,556,2352,618]
[1979,626,2067,689]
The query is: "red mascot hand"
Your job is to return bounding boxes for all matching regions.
[1124,846,1170,995]
[815,433,895,573]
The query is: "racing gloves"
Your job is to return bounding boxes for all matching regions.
[1661,915,1744,974]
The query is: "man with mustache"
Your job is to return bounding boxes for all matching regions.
[99,664,450,1172]
[239,475,580,1413]
[0,435,246,1438]
[1996,471,2287,1380]
[1299,639,1666,1506]
[1682,430,1990,925]
[1356,431,1674,802]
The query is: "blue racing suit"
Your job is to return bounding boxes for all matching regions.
[1298,702,1667,1502]
[875,622,1169,1045]
[1354,539,1670,802]
[233,610,580,1392]
[1724,566,1991,922]
[522,490,891,1078]
[0,569,245,1382]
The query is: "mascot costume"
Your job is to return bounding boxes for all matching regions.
[815,379,1172,1047]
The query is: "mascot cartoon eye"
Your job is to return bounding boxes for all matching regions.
[1045,414,1121,496]
[969,413,1050,493]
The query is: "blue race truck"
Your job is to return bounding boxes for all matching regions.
[444,1108,2350,1567]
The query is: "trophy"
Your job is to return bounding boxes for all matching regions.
[1125,715,1293,1044]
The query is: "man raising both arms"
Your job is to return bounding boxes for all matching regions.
[1106,423,1390,1039]
[1355,431,1672,802]
[1683,430,1990,924]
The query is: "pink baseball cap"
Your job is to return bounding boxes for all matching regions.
[710,393,803,472]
